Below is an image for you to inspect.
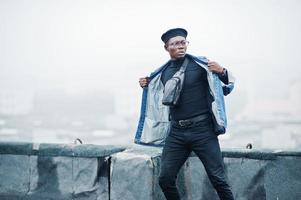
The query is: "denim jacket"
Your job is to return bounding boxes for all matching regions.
[134,54,235,146]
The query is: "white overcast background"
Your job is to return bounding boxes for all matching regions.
[0,0,301,145]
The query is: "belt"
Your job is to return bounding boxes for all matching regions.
[172,113,210,127]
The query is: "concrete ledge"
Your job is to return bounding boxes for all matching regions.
[110,145,301,200]
[0,142,126,200]
[222,148,301,159]
[0,141,126,157]
[1,142,301,199]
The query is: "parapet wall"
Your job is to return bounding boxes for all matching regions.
[0,142,300,200]
[0,142,125,200]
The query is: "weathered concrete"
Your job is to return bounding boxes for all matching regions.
[0,142,301,200]
[0,142,126,200]
[110,145,301,200]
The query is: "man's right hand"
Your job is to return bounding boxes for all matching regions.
[139,77,149,88]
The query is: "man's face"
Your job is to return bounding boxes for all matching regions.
[165,36,188,60]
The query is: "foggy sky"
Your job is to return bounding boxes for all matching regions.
[1,0,301,103]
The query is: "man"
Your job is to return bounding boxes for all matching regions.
[135,28,235,200]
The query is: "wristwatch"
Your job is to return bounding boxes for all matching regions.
[220,68,226,76]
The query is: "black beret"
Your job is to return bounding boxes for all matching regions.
[161,28,188,43]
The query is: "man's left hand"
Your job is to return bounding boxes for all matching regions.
[208,61,224,74]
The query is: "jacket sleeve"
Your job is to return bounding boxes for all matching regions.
[220,68,235,96]
[194,55,235,96]
[218,69,229,85]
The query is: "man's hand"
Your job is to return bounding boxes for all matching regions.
[208,61,224,75]
[139,77,150,88]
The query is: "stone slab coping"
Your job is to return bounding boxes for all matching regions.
[0,141,126,157]
[1,142,300,160]
[121,144,301,160]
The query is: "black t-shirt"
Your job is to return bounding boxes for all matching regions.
[161,55,210,120]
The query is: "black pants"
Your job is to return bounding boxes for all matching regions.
[159,116,234,200]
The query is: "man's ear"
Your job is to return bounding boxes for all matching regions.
[164,45,168,51]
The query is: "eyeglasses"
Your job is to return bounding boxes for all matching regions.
[168,40,189,48]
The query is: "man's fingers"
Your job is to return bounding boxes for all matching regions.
[208,61,217,66]
[139,77,149,81]
[140,83,148,88]
[139,77,149,88]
